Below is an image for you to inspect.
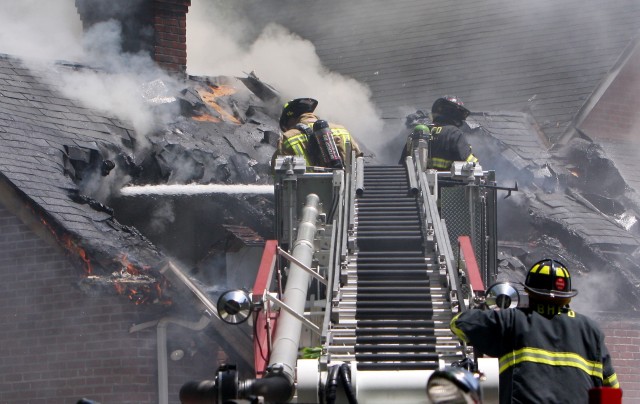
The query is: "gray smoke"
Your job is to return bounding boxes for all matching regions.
[187,0,388,158]
[0,0,83,61]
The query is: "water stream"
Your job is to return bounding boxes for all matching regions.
[120,184,274,196]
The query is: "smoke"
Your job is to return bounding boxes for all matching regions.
[150,200,176,233]
[571,270,625,315]
[187,0,388,159]
[0,1,179,143]
[53,19,180,141]
[0,0,83,61]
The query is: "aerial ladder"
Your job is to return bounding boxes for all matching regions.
[180,139,501,403]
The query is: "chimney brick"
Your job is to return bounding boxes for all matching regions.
[75,0,191,75]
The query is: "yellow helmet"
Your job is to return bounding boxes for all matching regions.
[524,259,578,302]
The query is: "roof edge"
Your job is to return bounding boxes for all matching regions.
[558,29,640,146]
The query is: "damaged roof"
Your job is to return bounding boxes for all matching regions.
[461,111,640,307]
[241,0,640,145]
[0,53,279,305]
[0,54,164,282]
[2,0,640,315]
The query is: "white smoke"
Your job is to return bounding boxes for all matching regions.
[53,19,178,140]
[0,0,83,61]
[150,200,176,233]
[571,270,625,316]
[0,1,178,142]
[187,0,388,158]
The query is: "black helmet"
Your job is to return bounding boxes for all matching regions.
[524,259,578,302]
[279,98,318,131]
[431,96,470,125]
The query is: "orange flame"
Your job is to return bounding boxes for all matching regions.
[196,84,241,124]
[192,114,221,122]
[113,282,126,294]
[119,253,141,276]
[30,206,173,306]
[37,213,92,274]
[62,234,92,274]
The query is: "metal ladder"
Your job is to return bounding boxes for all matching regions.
[328,165,463,370]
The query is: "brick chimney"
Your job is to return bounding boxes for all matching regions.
[75,0,191,75]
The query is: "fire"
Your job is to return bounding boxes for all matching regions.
[196,84,241,124]
[119,253,142,276]
[62,234,92,274]
[32,206,173,306]
[111,254,173,306]
[113,281,126,294]
[192,114,221,123]
[37,213,93,274]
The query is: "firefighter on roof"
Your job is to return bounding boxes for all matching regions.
[450,259,619,403]
[428,95,478,170]
[273,97,363,170]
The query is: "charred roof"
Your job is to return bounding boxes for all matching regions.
[0,53,279,306]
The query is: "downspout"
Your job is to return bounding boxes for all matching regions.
[131,315,211,404]
[158,316,211,404]
[178,193,321,403]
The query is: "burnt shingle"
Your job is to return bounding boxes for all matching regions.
[0,55,164,276]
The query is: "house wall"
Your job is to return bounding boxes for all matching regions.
[580,45,640,141]
[2,201,636,402]
[600,318,640,402]
[0,202,217,404]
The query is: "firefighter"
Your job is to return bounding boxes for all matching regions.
[398,109,433,163]
[450,259,620,403]
[272,97,363,170]
[428,96,478,170]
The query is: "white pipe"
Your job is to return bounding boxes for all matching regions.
[156,316,211,404]
[120,183,274,196]
[267,194,320,384]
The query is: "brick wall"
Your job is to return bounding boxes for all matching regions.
[0,202,218,403]
[153,0,191,74]
[598,317,640,403]
[75,0,192,74]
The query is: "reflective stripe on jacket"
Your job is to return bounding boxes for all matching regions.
[282,132,313,165]
[450,306,619,403]
[278,116,362,168]
[428,125,476,170]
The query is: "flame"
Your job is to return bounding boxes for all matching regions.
[196,84,241,124]
[37,214,92,274]
[192,114,221,122]
[111,254,173,306]
[113,282,126,294]
[119,253,142,276]
[32,206,174,306]
[62,234,92,274]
